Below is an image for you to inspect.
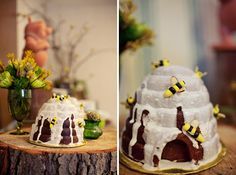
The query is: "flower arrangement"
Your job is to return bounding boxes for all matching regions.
[0,50,51,90]
[85,111,101,121]
[84,111,103,139]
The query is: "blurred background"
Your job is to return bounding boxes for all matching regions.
[120,0,236,126]
[0,0,117,129]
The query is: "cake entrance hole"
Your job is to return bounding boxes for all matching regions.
[161,139,191,162]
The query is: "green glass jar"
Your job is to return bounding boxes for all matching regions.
[8,89,32,135]
[84,119,103,139]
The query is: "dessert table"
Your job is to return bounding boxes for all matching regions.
[120,124,236,175]
[0,127,117,175]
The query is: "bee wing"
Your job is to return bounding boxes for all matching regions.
[202,72,208,76]
[170,76,178,85]
[178,87,185,92]
[214,104,220,113]
[191,120,199,128]
[151,62,158,69]
[217,113,226,119]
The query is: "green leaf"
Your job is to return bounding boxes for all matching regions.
[0,71,13,88]
[35,67,42,76]
[31,79,46,88]
[13,77,30,89]
[5,65,16,76]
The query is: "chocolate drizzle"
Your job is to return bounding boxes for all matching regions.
[131,109,149,161]
[161,133,203,162]
[39,118,51,142]
[122,108,137,154]
[60,118,71,144]
[71,114,78,143]
[122,93,137,154]
[33,116,43,140]
[161,106,204,162]
[153,155,159,167]
[176,106,184,130]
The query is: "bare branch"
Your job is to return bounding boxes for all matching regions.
[71,48,115,75]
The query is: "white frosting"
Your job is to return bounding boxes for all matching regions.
[122,65,222,171]
[30,97,85,147]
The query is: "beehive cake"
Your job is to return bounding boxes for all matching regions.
[121,65,222,171]
[30,94,85,147]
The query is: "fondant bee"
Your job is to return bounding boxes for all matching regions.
[52,93,60,101]
[163,76,186,98]
[182,120,205,143]
[52,93,57,98]
[195,66,207,79]
[213,104,225,120]
[52,94,69,102]
[151,59,170,70]
[121,95,135,109]
[50,117,57,128]
[78,118,85,128]
[80,104,84,110]
[59,95,68,101]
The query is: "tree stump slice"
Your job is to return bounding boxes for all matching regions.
[0,127,117,175]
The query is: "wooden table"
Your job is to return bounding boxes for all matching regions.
[0,127,117,175]
[120,124,236,175]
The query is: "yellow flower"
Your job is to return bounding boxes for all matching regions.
[31,79,46,88]
[6,53,15,61]
[0,60,4,72]
[12,60,19,69]
[39,69,50,80]
[0,71,13,88]
[44,80,53,90]
[24,50,34,59]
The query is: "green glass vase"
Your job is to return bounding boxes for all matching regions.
[8,89,32,135]
[84,120,103,139]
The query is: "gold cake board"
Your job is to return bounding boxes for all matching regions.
[120,141,226,175]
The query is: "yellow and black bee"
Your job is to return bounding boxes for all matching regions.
[121,95,136,109]
[52,93,61,101]
[151,59,170,70]
[126,96,135,107]
[50,117,57,128]
[52,93,57,99]
[163,76,186,98]
[195,66,207,79]
[78,118,85,128]
[79,104,84,110]
[213,104,225,120]
[52,94,69,102]
[182,120,205,143]
[59,95,66,101]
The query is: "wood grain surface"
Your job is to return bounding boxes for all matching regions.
[0,127,117,175]
[120,124,236,175]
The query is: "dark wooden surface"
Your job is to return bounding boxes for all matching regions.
[0,127,117,175]
[120,124,236,175]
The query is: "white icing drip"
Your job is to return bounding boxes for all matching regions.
[36,117,46,141]
[69,116,73,144]
[30,97,85,146]
[128,119,141,157]
[182,130,199,149]
[129,106,137,123]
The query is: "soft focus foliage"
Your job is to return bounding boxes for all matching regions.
[119,0,154,54]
